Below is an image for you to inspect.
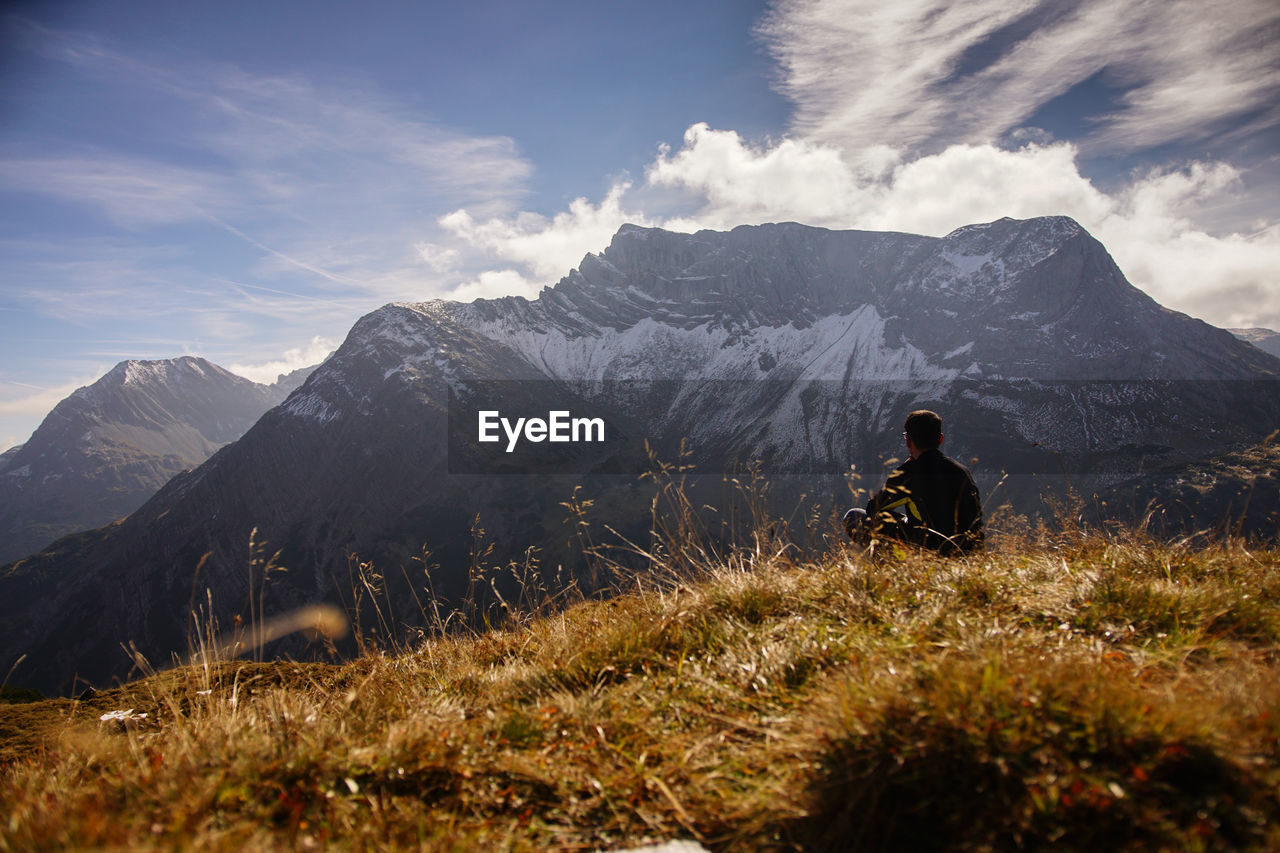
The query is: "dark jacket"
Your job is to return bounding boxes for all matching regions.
[866,449,984,555]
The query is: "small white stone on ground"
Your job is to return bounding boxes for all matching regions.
[608,842,710,853]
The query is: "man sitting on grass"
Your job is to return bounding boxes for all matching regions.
[844,409,984,556]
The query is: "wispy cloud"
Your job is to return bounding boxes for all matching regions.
[0,156,231,226]
[204,216,363,287]
[758,0,1034,154]
[187,64,533,219]
[2,22,534,303]
[0,238,377,362]
[7,246,204,321]
[0,374,104,417]
[756,0,1280,155]
[12,18,533,204]
[0,367,111,449]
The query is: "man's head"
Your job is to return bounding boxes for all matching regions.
[903,410,943,458]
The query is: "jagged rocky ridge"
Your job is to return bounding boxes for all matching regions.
[0,357,313,563]
[2,216,1278,694]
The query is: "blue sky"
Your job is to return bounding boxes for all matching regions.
[2,0,1278,449]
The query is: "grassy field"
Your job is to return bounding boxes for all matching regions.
[2,506,1278,850]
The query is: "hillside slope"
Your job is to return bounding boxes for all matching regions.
[2,529,1277,850]
[1095,438,1280,539]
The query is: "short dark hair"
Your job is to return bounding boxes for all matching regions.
[904,410,943,450]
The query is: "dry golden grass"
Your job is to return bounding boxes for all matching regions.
[2,517,1278,850]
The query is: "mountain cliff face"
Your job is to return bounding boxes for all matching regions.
[3,217,1278,694]
[0,357,314,563]
[438,217,1276,476]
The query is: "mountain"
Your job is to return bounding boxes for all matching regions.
[0,357,316,563]
[1093,438,1279,541]
[270,364,316,397]
[1231,327,1280,359]
[3,216,1278,695]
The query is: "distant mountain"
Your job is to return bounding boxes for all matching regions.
[3,217,1278,695]
[0,357,316,563]
[1230,327,1280,359]
[272,364,316,396]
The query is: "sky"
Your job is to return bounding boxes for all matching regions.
[1,0,1277,450]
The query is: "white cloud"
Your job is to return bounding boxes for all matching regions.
[864,141,1114,235]
[1097,166,1280,330]
[228,336,336,385]
[445,269,544,304]
[440,182,650,280]
[415,242,460,274]
[642,125,1116,236]
[647,123,865,230]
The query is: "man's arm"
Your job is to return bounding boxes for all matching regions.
[867,465,922,522]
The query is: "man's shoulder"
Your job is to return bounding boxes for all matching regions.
[919,448,961,467]
[923,449,978,480]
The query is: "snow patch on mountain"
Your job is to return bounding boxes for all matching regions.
[940,249,995,278]
[452,304,952,385]
[283,392,343,424]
